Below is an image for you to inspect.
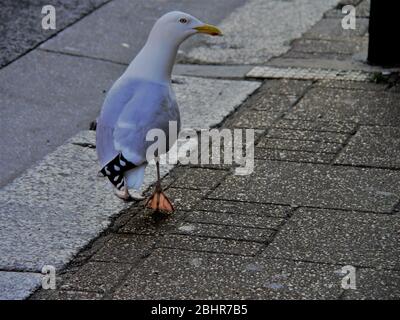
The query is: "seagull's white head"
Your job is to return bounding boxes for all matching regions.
[128,11,222,82]
[147,11,222,46]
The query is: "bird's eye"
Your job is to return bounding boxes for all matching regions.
[179,18,188,24]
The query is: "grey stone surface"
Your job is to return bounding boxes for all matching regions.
[184,211,284,229]
[266,128,349,143]
[158,235,263,256]
[287,87,400,126]
[0,50,124,188]
[250,94,298,112]
[303,18,369,41]
[267,57,399,73]
[342,268,400,300]
[32,289,103,300]
[59,261,132,293]
[336,126,400,169]
[173,64,253,79]
[91,235,156,263]
[0,271,42,300]
[315,79,388,91]
[40,0,247,64]
[112,249,343,299]
[0,0,109,68]
[261,79,313,96]
[209,160,400,213]
[262,208,400,270]
[257,137,342,153]
[289,38,367,56]
[183,0,338,64]
[119,210,186,236]
[226,110,281,129]
[171,221,274,242]
[193,199,291,218]
[254,148,335,164]
[170,168,229,190]
[272,118,357,133]
[173,76,261,130]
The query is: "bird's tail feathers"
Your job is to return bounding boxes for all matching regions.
[125,165,146,191]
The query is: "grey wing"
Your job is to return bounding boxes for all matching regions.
[113,82,179,164]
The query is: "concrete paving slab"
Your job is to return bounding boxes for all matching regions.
[254,148,335,164]
[158,235,263,257]
[171,222,274,242]
[266,57,399,73]
[342,268,400,300]
[59,261,132,293]
[260,79,313,97]
[289,38,367,55]
[303,18,369,41]
[112,249,343,299]
[193,199,291,218]
[173,64,253,79]
[272,118,357,133]
[257,138,342,153]
[266,128,349,143]
[315,79,388,91]
[183,0,338,64]
[0,50,124,188]
[91,235,156,263]
[262,208,400,270]
[250,94,298,112]
[169,168,229,190]
[287,87,400,126]
[40,0,247,64]
[0,271,42,300]
[226,110,281,129]
[336,126,400,169]
[184,211,284,229]
[209,160,400,213]
[0,0,109,68]
[31,289,103,300]
[173,76,260,130]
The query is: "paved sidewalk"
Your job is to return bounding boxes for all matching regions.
[31,0,400,300]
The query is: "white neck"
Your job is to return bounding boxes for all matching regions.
[125,36,180,84]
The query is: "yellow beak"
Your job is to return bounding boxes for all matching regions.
[194,24,223,36]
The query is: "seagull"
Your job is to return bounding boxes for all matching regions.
[96,11,222,212]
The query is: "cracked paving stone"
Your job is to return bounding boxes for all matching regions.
[209,160,400,213]
[171,221,274,242]
[112,249,343,299]
[342,268,400,300]
[303,18,369,41]
[255,148,335,164]
[91,235,156,263]
[335,126,400,169]
[266,128,349,143]
[286,87,400,126]
[169,168,229,190]
[257,137,342,153]
[194,199,290,218]
[262,208,400,270]
[184,211,284,229]
[157,235,263,257]
[272,118,357,133]
[59,261,132,294]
